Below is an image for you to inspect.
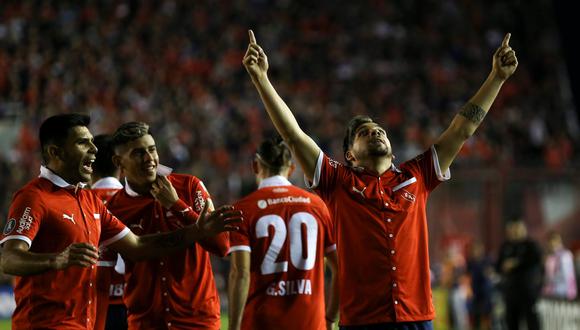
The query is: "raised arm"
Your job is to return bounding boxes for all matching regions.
[435,33,518,172]
[243,30,321,181]
[109,203,241,261]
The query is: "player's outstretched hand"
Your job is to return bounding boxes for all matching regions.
[54,242,99,270]
[243,29,269,80]
[492,33,518,81]
[150,175,179,209]
[196,200,242,237]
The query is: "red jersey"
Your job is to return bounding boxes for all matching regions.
[106,173,228,330]
[230,176,336,330]
[307,146,450,325]
[92,177,125,330]
[0,166,130,329]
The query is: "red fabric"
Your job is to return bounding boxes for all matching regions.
[106,173,227,330]
[92,184,126,330]
[230,181,335,330]
[0,177,128,329]
[312,148,446,325]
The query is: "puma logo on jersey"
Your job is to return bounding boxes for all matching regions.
[63,213,76,224]
[352,186,367,198]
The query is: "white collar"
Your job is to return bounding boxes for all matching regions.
[124,177,141,197]
[92,177,123,190]
[39,166,87,189]
[258,175,292,189]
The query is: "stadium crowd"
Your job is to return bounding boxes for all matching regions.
[0,0,579,328]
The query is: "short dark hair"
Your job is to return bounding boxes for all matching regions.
[256,137,292,174]
[39,113,91,163]
[93,134,117,178]
[342,115,374,165]
[111,122,152,150]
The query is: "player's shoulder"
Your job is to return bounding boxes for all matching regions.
[13,178,50,201]
[168,173,203,188]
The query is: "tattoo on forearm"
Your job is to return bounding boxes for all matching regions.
[459,103,486,124]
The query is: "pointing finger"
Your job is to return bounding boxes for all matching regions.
[248,29,257,45]
[502,33,511,47]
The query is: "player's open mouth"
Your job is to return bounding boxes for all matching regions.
[82,159,94,173]
[143,164,156,174]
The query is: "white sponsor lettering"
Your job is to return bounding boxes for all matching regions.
[266,279,312,296]
[16,207,33,234]
[266,196,311,205]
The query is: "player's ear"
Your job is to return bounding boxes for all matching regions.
[252,159,260,175]
[112,154,122,170]
[345,150,356,163]
[46,144,63,162]
[288,162,296,177]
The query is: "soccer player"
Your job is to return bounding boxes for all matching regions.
[91,134,127,330]
[243,30,518,329]
[106,121,230,329]
[228,138,339,330]
[0,113,241,329]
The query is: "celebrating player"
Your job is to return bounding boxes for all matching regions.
[91,134,128,330]
[243,30,517,328]
[228,138,338,330]
[0,114,241,329]
[106,121,229,329]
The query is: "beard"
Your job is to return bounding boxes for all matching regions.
[368,143,392,158]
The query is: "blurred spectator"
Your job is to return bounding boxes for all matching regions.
[496,219,543,330]
[542,231,577,300]
[466,242,494,330]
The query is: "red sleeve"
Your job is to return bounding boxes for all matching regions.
[184,177,230,257]
[98,201,130,247]
[306,152,348,202]
[228,200,251,254]
[1,189,45,247]
[402,146,450,193]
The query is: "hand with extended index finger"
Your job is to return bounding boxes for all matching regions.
[492,33,518,81]
[243,29,269,80]
[54,242,99,270]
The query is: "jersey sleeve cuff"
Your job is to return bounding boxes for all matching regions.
[0,235,32,248]
[304,151,324,189]
[228,245,251,254]
[431,145,451,181]
[325,244,337,254]
[100,227,131,247]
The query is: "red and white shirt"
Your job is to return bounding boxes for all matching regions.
[0,166,130,329]
[230,175,336,330]
[106,173,228,330]
[307,146,450,326]
[91,177,125,330]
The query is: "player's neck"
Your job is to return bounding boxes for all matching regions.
[127,179,153,196]
[355,156,392,176]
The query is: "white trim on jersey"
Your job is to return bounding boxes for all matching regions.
[304,151,324,189]
[392,177,417,192]
[325,244,337,253]
[97,260,116,267]
[431,145,451,181]
[100,227,131,247]
[0,235,33,248]
[228,245,251,254]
